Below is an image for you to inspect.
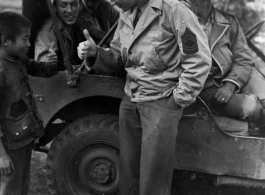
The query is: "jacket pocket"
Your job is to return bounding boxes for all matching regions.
[142,45,166,74]
[4,110,44,143]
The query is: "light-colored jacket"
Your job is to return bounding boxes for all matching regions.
[92,0,211,107]
[207,7,254,91]
[34,17,84,65]
[35,18,70,62]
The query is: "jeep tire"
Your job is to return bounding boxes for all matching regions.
[46,114,120,195]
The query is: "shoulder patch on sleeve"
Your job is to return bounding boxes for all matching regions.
[181,27,198,55]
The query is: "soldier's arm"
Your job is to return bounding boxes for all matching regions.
[222,15,254,91]
[78,20,124,72]
[169,2,211,107]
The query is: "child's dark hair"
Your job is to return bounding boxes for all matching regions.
[0,11,31,44]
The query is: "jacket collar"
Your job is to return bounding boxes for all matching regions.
[0,53,21,64]
[210,7,230,50]
[120,0,163,28]
[212,6,229,25]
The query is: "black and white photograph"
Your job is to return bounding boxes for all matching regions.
[0,0,265,194]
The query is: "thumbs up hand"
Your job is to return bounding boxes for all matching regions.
[78,29,97,60]
[47,42,58,66]
[47,42,58,75]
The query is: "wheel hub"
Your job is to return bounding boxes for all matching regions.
[76,145,119,194]
[78,155,117,186]
[91,162,111,184]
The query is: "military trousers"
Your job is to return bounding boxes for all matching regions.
[243,67,265,109]
[0,142,33,195]
[119,94,183,195]
[200,69,265,128]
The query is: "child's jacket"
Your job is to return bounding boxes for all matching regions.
[0,55,56,150]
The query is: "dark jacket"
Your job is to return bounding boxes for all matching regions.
[0,55,56,150]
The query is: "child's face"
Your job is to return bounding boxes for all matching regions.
[7,27,31,59]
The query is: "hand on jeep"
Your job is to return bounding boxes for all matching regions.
[214,82,236,104]
[78,29,97,60]
[0,153,14,175]
[47,42,58,66]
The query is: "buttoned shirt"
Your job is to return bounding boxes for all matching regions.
[198,12,213,41]
[92,0,211,107]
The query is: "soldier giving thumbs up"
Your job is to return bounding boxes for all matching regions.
[77,29,98,59]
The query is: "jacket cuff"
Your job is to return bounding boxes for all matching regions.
[221,79,241,92]
[173,89,196,108]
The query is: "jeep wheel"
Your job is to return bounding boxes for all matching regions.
[46,114,119,195]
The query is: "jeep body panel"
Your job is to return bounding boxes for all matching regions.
[176,99,265,180]
[30,73,125,127]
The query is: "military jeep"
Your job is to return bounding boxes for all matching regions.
[20,0,265,194]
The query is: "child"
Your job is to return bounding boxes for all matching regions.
[0,11,58,195]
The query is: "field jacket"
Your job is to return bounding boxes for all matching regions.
[35,17,85,66]
[206,7,254,91]
[91,0,211,107]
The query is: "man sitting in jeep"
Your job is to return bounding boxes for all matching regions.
[34,0,85,69]
[190,0,265,134]
[34,0,119,70]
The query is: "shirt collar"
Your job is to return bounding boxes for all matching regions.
[128,0,162,14]
[0,53,17,63]
[198,9,214,26]
[120,0,162,27]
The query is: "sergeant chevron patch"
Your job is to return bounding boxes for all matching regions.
[181,27,198,55]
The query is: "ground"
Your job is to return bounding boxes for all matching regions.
[29,151,49,195]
